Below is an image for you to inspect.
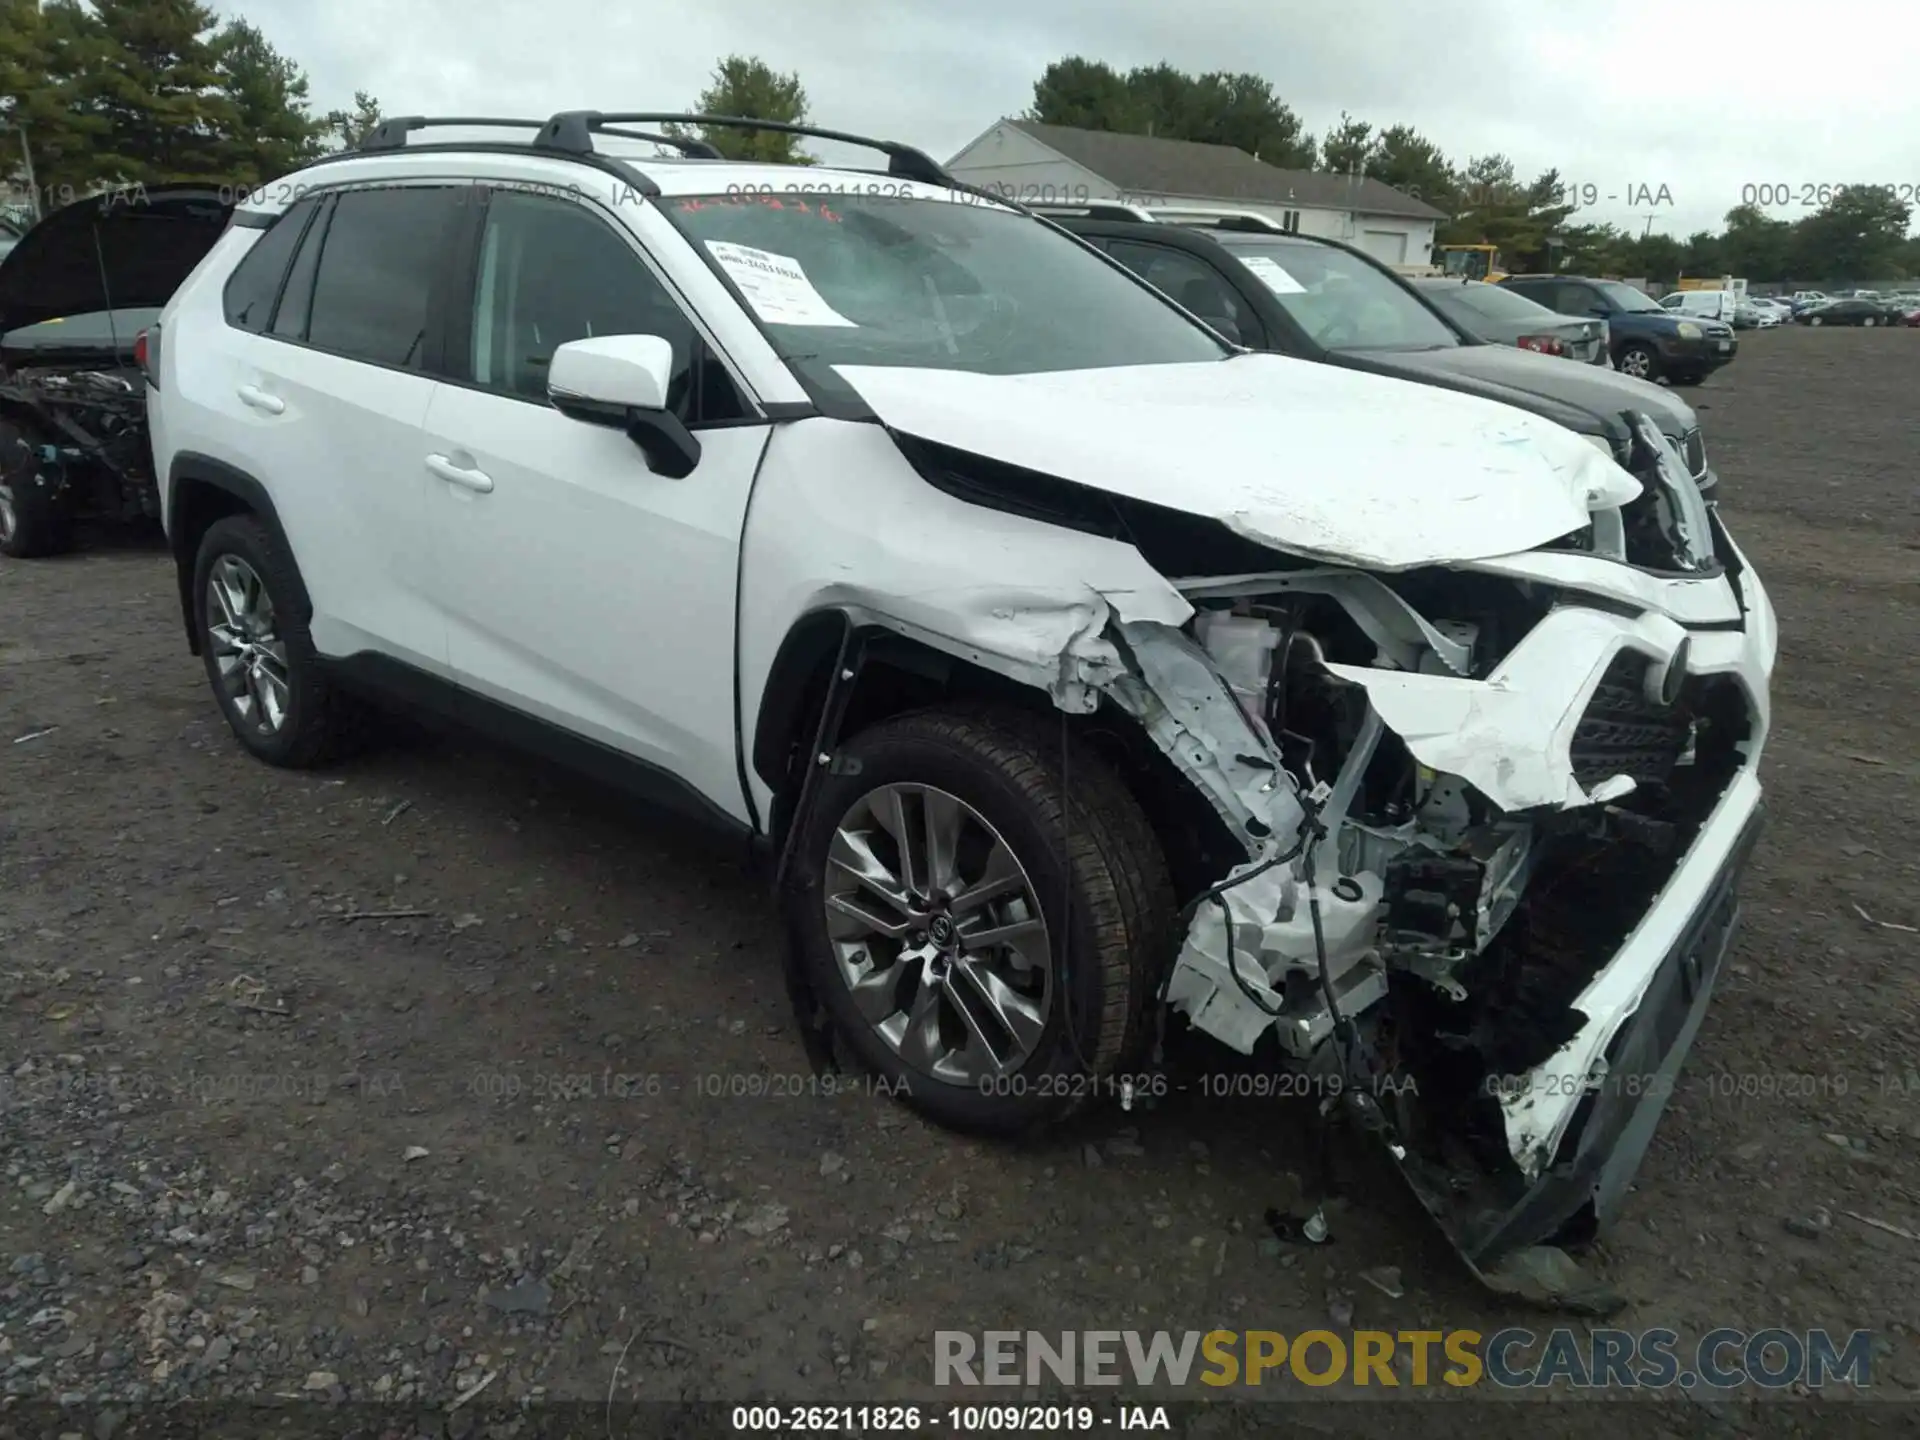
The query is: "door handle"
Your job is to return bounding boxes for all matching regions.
[425,453,494,493]
[236,384,285,415]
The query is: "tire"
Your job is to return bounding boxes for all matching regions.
[1809,315,1823,326]
[1862,316,1875,327]
[0,419,75,559]
[784,704,1175,1136]
[192,513,358,768]
[1616,342,1660,381]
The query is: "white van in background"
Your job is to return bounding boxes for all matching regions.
[1662,289,1738,325]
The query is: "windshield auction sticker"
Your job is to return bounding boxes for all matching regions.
[703,241,856,327]
[1240,255,1307,295]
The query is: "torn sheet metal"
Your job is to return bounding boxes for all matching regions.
[1325,605,1692,813]
[1103,619,1303,845]
[736,416,1196,819]
[830,355,1642,572]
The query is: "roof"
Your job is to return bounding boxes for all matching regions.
[235,144,1014,220]
[1004,120,1446,221]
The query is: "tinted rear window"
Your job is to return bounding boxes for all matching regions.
[1440,282,1560,323]
[222,198,318,331]
[306,187,465,367]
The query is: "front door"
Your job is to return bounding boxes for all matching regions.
[421,186,770,824]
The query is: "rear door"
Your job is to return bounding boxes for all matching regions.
[215,184,469,672]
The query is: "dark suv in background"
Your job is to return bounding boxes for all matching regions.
[1499,274,1735,386]
[1044,205,1719,488]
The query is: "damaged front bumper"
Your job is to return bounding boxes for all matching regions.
[1426,788,1763,1268]
[1091,472,1776,1269]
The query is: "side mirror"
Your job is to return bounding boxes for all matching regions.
[547,335,700,479]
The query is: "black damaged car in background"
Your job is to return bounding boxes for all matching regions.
[0,185,231,557]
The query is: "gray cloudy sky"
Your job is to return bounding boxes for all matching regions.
[237,0,1918,238]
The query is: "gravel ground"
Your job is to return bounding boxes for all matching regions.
[2,325,1917,1436]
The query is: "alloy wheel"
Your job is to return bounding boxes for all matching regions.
[822,782,1052,1085]
[1620,349,1653,378]
[0,483,15,546]
[206,554,291,734]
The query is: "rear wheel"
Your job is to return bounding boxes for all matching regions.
[1862,316,1876,327]
[193,514,359,767]
[0,419,75,559]
[785,705,1175,1136]
[1616,342,1660,381]
[1809,315,1823,327]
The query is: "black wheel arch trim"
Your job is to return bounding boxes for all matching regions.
[166,452,308,655]
[750,609,980,820]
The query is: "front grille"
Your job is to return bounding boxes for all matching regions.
[1680,428,1707,479]
[1570,654,1693,790]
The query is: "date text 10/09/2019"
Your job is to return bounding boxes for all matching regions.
[729,1405,1167,1432]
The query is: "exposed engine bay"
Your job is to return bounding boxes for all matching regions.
[0,363,162,523]
[1076,416,1771,1269]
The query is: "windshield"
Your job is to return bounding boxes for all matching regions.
[1213,236,1458,351]
[1593,280,1665,313]
[1441,248,1493,280]
[1433,281,1558,324]
[663,192,1227,398]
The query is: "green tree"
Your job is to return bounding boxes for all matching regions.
[321,89,382,150]
[1678,230,1723,278]
[1624,231,1686,283]
[1029,58,1315,168]
[67,0,239,184]
[213,18,325,183]
[1120,62,1192,136]
[1716,203,1792,282]
[1,0,108,204]
[1439,157,1576,269]
[674,55,812,163]
[1316,111,1371,175]
[1367,124,1457,212]
[1555,220,1632,275]
[1787,185,1911,280]
[1028,56,1138,131]
[1179,71,1314,167]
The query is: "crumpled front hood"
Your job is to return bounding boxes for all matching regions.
[836,353,1642,571]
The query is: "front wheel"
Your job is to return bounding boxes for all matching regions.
[1809,315,1823,326]
[0,420,74,559]
[784,706,1175,1136]
[1862,316,1876,327]
[1616,342,1660,381]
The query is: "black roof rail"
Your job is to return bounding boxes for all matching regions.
[534,112,955,186]
[596,126,723,159]
[1030,201,1155,222]
[358,116,547,152]
[1166,213,1289,234]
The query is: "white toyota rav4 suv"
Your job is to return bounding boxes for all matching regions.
[147,113,1776,1275]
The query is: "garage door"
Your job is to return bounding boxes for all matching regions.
[1361,229,1408,264]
